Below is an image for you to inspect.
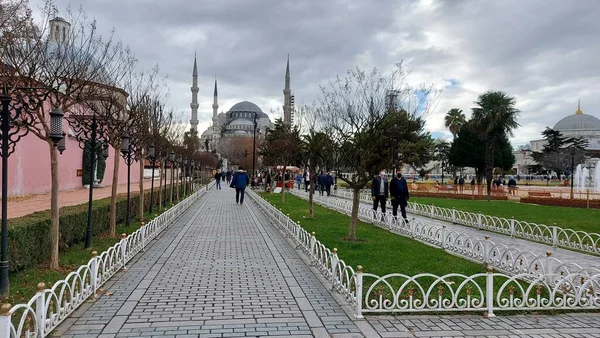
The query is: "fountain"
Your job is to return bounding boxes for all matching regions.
[574,164,583,193]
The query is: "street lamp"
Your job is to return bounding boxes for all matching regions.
[1,94,64,296]
[252,112,258,182]
[120,134,134,227]
[177,155,183,200]
[190,160,195,192]
[168,151,175,205]
[183,158,188,196]
[66,112,109,249]
[392,137,398,174]
[570,147,576,200]
[148,144,156,214]
[441,161,445,185]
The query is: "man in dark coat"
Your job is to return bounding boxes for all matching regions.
[317,171,326,196]
[325,172,334,196]
[225,170,232,184]
[231,167,249,204]
[371,170,388,215]
[390,171,410,221]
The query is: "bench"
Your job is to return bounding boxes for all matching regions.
[527,191,552,197]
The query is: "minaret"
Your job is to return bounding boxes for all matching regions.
[190,53,199,132]
[283,55,292,125]
[212,77,219,127]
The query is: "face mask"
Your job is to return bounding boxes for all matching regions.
[380,172,385,177]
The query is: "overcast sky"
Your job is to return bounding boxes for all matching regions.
[34,0,600,146]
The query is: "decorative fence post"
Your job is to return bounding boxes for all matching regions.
[355,265,364,319]
[411,218,416,238]
[452,208,457,224]
[510,217,515,237]
[0,304,11,337]
[140,222,146,252]
[310,232,317,263]
[483,236,490,263]
[120,233,128,270]
[36,282,46,336]
[441,225,447,249]
[91,251,99,295]
[430,204,435,219]
[552,224,558,247]
[545,251,553,284]
[331,248,339,290]
[477,213,482,230]
[485,265,496,318]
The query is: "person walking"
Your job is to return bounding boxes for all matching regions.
[225,170,232,184]
[303,170,310,192]
[231,166,249,204]
[390,171,410,222]
[325,172,333,196]
[214,170,222,189]
[371,170,388,217]
[317,171,326,196]
[296,172,303,190]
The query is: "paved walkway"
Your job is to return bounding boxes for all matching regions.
[302,190,600,273]
[53,189,600,338]
[7,179,154,219]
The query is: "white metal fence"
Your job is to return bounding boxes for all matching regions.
[332,188,600,256]
[1,182,213,338]
[252,190,600,317]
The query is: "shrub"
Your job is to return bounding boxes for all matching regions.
[520,197,600,209]
[4,183,184,272]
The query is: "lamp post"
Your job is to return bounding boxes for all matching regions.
[252,112,258,182]
[66,112,110,248]
[392,138,398,174]
[177,155,183,200]
[148,144,156,214]
[1,93,64,296]
[168,151,175,205]
[120,134,134,227]
[441,161,445,185]
[190,160,195,192]
[183,158,188,196]
[570,148,576,200]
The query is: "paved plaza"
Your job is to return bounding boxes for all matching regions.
[54,188,600,337]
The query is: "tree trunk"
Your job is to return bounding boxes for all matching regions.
[485,137,495,202]
[48,141,60,270]
[348,187,360,240]
[169,165,173,205]
[157,159,163,213]
[308,166,315,217]
[109,146,120,236]
[138,156,144,221]
[281,166,287,202]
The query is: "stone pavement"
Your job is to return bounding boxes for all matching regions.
[7,179,154,219]
[52,188,600,338]
[305,190,600,274]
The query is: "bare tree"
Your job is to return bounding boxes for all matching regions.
[1,2,131,268]
[316,63,438,240]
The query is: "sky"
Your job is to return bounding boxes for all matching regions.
[32,0,600,147]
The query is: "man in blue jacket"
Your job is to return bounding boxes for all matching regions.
[231,167,249,204]
[390,170,410,221]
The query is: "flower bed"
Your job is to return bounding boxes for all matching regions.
[412,191,508,200]
[520,197,600,209]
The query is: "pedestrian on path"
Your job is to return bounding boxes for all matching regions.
[231,167,249,204]
[371,170,388,217]
[317,171,326,196]
[225,169,232,184]
[325,172,334,196]
[390,170,409,222]
[296,172,303,190]
[214,170,222,189]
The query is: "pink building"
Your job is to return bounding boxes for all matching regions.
[0,16,140,198]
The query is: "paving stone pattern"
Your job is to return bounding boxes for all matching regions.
[55,189,364,337]
[54,188,600,338]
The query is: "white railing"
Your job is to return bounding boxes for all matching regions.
[293,190,600,278]
[1,181,214,338]
[332,188,600,256]
[251,190,600,317]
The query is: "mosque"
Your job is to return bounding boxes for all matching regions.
[191,55,294,151]
[514,102,600,175]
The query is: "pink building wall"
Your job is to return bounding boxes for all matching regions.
[0,114,140,198]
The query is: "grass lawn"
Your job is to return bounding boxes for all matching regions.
[412,197,600,233]
[261,193,484,278]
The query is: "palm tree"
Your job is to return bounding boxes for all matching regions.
[470,91,520,201]
[444,108,466,140]
[302,130,331,217]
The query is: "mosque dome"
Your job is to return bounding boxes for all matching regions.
[553,104,600,132]
[227,101,269,119]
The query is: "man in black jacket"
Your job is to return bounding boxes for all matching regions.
[371,170,388,216]
[390,171,409,221]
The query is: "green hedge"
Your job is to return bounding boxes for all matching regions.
[4,182,193,273]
